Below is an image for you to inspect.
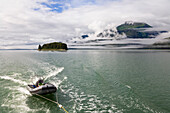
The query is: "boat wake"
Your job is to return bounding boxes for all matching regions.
[58,79,158,113]
[44,67,64,81]
[0,75,27,86]
[0,73,31,95]
[50,76,67,89]
[0,62,65,113]
[59,81,120,112]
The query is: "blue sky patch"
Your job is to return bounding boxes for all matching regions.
[41,2,64,13]
[38,0,98,13]
[35,0,118,13]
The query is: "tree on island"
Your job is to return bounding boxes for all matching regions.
[38,42,68,51]
[38,44,42,50]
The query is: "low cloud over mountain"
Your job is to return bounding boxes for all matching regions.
[68,21,169,49]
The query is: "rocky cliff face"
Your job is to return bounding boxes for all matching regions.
[117,21,167,38]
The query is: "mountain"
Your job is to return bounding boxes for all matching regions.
[67,21,168,49]
[117,21,167,38]
[96,28,126,39]
[38,42,68,51]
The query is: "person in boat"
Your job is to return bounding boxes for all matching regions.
[36,79,44,87]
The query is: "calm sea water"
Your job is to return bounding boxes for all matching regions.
[0,50,170,113]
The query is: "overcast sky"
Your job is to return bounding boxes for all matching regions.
[0,0,170,49]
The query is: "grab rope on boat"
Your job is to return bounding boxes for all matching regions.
[34,94,69,113]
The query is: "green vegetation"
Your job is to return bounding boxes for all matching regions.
[38,42,68,51]
[116,22,154,38]
[38,45,42,50]
[153,41,170,46]
[164,37,170,40]
[117,22,152,31]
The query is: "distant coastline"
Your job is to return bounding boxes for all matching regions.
[1,45,170,51]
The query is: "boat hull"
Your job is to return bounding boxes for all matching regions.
[27,83,57,95]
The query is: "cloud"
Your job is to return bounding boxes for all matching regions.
[0,0,170,49]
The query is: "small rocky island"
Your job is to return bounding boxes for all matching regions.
[38,42,68,51]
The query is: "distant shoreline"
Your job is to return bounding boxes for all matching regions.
[0,49,37,50]
[1,47,170,51]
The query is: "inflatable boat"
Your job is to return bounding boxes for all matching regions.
[27,79,57,95]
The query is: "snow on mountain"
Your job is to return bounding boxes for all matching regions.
[67,27,126,44]
[124,21,135,25]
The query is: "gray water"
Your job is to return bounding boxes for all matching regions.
[0,50,170,113]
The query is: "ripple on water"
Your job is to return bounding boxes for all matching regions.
[59,81,124,113]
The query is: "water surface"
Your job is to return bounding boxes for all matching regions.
[0,50,170,113]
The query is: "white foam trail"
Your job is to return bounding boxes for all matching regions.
[44,67,64,81]
[125,85,131,89]
[4,86,31,95]
[59,82,115,112]
[0,76,27,85]
[51,76,68,88]
[17,87,31,95]
[10,73,21,77]
[64,76,67,80]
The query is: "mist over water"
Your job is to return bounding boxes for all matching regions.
[0,50,170,113]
